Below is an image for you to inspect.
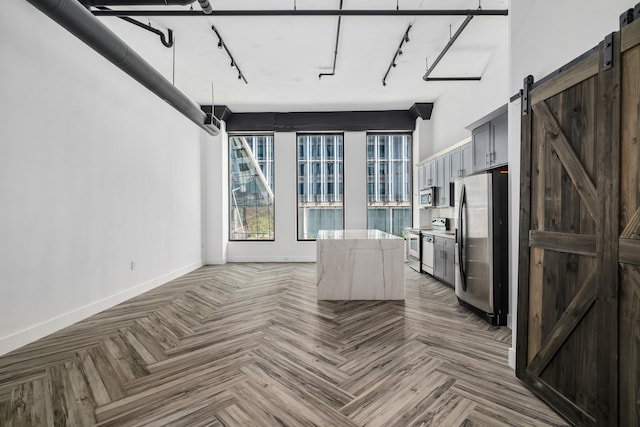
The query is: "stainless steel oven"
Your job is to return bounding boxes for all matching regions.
[407,230,422,272]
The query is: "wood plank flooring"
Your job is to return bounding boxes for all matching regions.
[0,263,569,426]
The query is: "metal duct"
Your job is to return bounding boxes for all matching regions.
[197,0,213,14]
[81,0,195,6]
[26,0,219,136]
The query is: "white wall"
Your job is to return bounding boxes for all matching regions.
[203,125,229,264]
[507,0,631,368]
[0,0,208,355]
[425,37,509,158]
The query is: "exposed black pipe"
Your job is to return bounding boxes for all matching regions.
[423,14,475,81]
[318,0,343,79]
[425,77,481,81]
[91,9,509,17]
[382,24,411,86]
[27,0,219,136]
[97,7,173,47]
[82,0,195,5]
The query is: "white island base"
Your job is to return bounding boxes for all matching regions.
[316,229,405,300]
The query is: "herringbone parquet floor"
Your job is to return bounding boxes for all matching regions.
[0,263,569,426]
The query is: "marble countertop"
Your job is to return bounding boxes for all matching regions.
[421,229,456,239]
[317,229,402,240]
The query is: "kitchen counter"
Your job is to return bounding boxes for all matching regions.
[422,230,456,240]
[316,229,405,300]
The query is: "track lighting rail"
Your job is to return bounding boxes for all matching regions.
[382,24,411,87]
[211,25,248,84]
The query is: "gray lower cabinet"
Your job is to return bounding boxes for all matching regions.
[433,237,455,286]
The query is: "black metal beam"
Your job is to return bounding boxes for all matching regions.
[92,9,509,17]
[423,14,474,80]
[200,103,434,132]
[318,0,343,79]
[424,77,481,81]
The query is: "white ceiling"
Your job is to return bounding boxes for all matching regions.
[99,0,508,112]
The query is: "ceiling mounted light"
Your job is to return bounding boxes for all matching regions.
[382,23,412,86]
[210,25,248,83]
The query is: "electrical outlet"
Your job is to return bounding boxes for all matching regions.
[130,261,136,271]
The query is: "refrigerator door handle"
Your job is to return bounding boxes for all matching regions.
[457,184,467,291]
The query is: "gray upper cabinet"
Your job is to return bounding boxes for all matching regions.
[472,112,508,173]
[424,160,435,187]
[472,121,492,173]
[448,142,473,180]
[460,142,473,177]
[435,155,449,206]
[449,148,461,181]
[491,113,508,167]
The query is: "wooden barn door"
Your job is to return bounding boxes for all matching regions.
[516,30,623,426]
[618,19,640,427]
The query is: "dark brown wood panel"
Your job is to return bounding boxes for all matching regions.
[528,231,596,257]
[595,31,621,427]
[619,19,640,426]
[532,101,597,220]
[530,52,599,106]
[520,19,640,426]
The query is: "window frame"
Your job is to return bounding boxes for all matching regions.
[228,133,276,242]
[296,132,346,241]
[365,132,413,237]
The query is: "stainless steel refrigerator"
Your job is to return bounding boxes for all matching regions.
[454,170,508,326]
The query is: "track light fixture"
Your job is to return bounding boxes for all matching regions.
[382,23,412,86]
[211,25,248,84]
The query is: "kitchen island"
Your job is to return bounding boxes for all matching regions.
[316,229,405,300]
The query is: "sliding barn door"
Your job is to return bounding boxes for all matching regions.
[516,31,623,426]
[619,19,640,427]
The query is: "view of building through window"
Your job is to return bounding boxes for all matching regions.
[229,135,275,240]
[297,134,344,240]
[367,134,412,237]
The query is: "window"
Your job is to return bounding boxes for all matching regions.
[367,134,412,237]
[297,134,344,240]
[229,135,275,240]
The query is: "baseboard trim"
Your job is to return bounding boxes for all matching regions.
[0,261,203,357]
[508,347,516,370]
[226,256,316,263]
[205,257,227,265]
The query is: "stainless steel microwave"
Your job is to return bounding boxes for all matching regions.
[419,187,436,208]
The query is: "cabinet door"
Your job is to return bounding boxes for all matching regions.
[472,122,491,173]
[435,156,446,205]
[418,164,425,190]
[460,142,472,176]
[449,148,461,181]
[433,240,444,280]
[491,112,508,166]
[425,161,434,187]
[444,248,455,285]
